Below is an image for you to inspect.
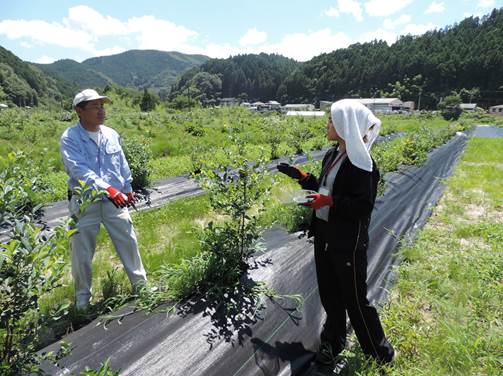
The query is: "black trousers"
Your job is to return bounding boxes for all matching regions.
[313,231,394,363]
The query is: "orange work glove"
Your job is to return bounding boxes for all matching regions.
[106,186,127,208]
[305,193,333,210]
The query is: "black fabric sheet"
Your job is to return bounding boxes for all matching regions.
[39,132,470,375]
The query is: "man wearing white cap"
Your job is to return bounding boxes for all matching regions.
[60,88,147,310]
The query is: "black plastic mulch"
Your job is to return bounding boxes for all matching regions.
[37,130,473,376]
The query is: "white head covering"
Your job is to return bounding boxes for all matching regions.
[330,99,381,172]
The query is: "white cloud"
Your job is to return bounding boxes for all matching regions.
[261,28,352,61]
[324,0,364,21]
[364,0,413,17]
[239,28,267,46]
[172,28,352,61]
[383,14,411,29]
[64,5,128,36]
[0,7,198,58]
[0,19,94,49]
[126,16,198,51]
[402,22,437,35]
[425,1,445,14]
[477,0,495,8]
[324,6,340,17]
[35,55,57,64]
[20,41,33,48]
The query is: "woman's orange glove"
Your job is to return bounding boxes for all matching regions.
[304,193,333,210]
[277,163,308,181]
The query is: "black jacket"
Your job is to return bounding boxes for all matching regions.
[300,146,380,253]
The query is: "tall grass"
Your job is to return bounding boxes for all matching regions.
[355,137,503,375]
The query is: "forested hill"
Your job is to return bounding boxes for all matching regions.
[35,59,111,90]
[36,50,209,94]
[0,46,74,107]
[291,7,503,108]
[169,53,301,104]
[170,8,503,108]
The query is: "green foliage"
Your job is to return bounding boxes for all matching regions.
[68,181,108,226]
[139,89,159,112]
[170,71,222,105]
[169,94,199,109]
[438,94,462,120]
[80,359,120,376]
[289,125,313,154]
[184,123,205,137]
[0,46,73,107]
[122,136,152,190]
[372,121,465,194]
[170,53,299,103]
[0,151,53,226]
[0,220,72,375]
[161,139,272,296]
[281,9,503,108]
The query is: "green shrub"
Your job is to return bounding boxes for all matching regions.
[160,138,272,296]
[184,123,205,137]
[0,220,72,375]
[0,152,52,226]
[122,137,151,191]
[438,94,462,121]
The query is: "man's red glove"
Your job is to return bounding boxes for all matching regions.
[126,192,136,205]
[304,193,333,210]
[106,186,127,208]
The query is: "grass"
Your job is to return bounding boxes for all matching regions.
[338,137,502,375]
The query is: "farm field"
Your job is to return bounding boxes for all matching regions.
[1,103,502,375]
[1,90,492,204]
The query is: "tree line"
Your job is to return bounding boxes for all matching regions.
[169,8,503,109]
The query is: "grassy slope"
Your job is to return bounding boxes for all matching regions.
[342,137,502,375]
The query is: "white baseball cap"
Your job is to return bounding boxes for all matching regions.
[73,89,111,107]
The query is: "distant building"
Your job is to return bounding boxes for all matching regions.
[220,98,238,106]
[489,104,503,116]
[356,98,405,113]
[459,103,477,112]
[286,111,326,117]
[319,101,333,112]
[267,100,281,110]
[284,103,315,111]
[252,101,268,110]
[402,101,415,111]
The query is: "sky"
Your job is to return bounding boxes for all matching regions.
[0,0,502,64]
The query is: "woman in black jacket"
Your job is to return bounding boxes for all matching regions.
[277,99,394,366]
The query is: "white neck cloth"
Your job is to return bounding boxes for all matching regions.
[330,99,381,172]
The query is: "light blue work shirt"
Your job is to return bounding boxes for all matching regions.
[60,122,133,194]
